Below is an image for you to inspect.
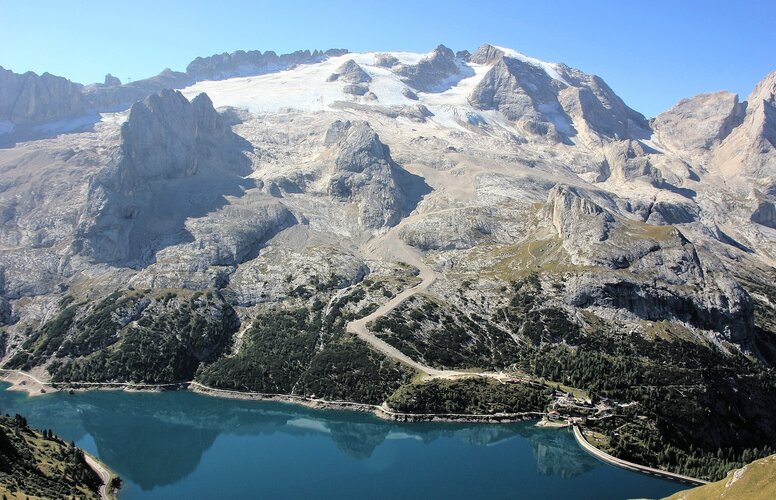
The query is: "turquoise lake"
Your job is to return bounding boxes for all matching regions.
[0,384,686,499]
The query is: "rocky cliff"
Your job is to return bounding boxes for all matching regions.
[73,89,252,264]
[0,66,85,126]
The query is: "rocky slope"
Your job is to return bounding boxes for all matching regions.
[1,42,776,481]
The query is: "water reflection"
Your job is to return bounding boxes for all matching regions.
[0,386,601,491]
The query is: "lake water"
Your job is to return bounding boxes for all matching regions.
[0,384,685,499]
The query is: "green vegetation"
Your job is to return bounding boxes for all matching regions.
[498,274,582,345]
[7,289,240,384]
[664,453,776,500]
[387,377,552,414]
[370,273,776,481]
[0,413,104,499]
[196,304,415,404]
[525,340,776,480]
[5,268,776,484]
[371,295,521,370]
[5,304,78,371]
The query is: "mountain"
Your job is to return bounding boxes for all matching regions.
[1,43,776,482]
[0,47,347,141]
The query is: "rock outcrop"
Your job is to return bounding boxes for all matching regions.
[468,44,648,143]
[74,89,252,263]
[374,53,399,68]
[326,60,371,83]
[544,186,753,344]
[751,198,776,229]
[83,68,194,111]
[393,45,460,92]
[714,71,776,181]
[602,140,664,185]
[469,44,507,65]
[653,91,745,157]
[186,48,347,81]
[343,83,370,96]
[103,73,121,86]
[0,66,85,126]
[324,120,429,228]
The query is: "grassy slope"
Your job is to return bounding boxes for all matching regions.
[0,415,103,499]
[664,454,776,500]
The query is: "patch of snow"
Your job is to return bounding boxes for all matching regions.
[640,137,668,154]
[179,50,523,139]
[99,110,130,126]
[32,114,100,134]
[538,102,574,135]
[493,45,570,85]
[385,431,423,441]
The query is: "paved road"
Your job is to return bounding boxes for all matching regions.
[345,236,448,376]
[83,453,112,500]
[344,229,509,382]
[572,424,707,486]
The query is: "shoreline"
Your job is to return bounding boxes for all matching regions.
[1,369,701,487]
[83,451,117,500]
[572,424,708,486]
[0,369,545,424]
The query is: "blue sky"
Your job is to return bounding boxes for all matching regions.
[1,0,774,117]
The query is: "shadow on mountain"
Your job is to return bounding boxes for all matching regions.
[662,182,697,200]
[72,90,257,266]
[424,63,476,93]
[0,113,102,149]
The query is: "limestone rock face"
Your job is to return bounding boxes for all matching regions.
[400,208,493,250]
[1,43,773,375]
[0,66,85,126]
[653,91,745,156]
[752,198,776,228]
[548,185,614,243]
[83,68,194,111]
[470,57,562,122]
[327,60,371,83]
[544,186,753,344]
[343,84,369,96]
[468,44,647,143]
[714,71,776,182]
[186,48,346,81]
[324,120,429,228]
[223,246,368,306]
[602,140,664,185]
[564,271,754,345]
[103,73,122,86]
[73,89,252,263]
[374,54,400,68]
[393,45,459,92]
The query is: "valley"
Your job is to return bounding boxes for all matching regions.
[1,42,776,493]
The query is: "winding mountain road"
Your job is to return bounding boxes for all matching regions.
[83,453,113,500]
[345,234,447,376]
[346,225,507,382]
